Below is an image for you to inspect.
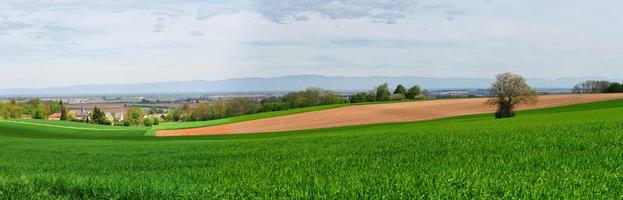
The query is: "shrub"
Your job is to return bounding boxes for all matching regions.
[391,94,405,101]
[350,92,370,103]
[143,118,155,127]
[153,117,160,126]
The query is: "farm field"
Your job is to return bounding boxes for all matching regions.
[148,103,348,135]
[158,93,623,136]
[2,99,623,198]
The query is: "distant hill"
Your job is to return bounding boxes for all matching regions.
[0,75,618,96]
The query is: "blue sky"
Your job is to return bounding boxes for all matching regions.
[1,0,623,88]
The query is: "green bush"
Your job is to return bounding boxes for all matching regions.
[143,118,154,127]
[350,92,370,103]
[391,94,405,101]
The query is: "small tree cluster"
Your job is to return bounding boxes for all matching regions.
[604,82,623,93]
[0,99,69,120]
[123,107,144,126]
[350,83,423,103]
[0,100,22,119]
[572,80,612,94]
[90,106,111,125]
[167,97,263,122]
[572,80,623,94]
[260,88,346,112]
[143,117,160,127]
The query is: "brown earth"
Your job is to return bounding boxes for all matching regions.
[157,93,623,137]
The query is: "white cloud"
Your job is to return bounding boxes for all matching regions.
[1,0,623,88]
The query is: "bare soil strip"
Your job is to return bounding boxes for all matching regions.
[157,93,623,137]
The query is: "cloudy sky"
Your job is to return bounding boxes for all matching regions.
[1,0,623,88]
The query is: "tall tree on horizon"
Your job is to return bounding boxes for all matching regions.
[393,84,407,95]
[406,85,421,99]
[375,83,391,101]
[59,100,68,121]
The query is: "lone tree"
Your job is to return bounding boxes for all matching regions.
[486,72,537,118]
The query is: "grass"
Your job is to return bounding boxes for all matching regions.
[2,99,623,198]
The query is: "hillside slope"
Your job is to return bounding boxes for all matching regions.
[2,98,623,198]
[158,93,623,136]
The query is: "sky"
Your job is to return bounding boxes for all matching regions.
[1,0,623,88]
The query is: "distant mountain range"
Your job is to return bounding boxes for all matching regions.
[0,75,619,96]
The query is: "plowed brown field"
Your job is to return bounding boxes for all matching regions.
[157,93,623,137]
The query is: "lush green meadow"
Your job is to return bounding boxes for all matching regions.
[2,100,623,199]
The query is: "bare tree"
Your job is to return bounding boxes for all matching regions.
[487,73,537,118]
[572,80,611,94]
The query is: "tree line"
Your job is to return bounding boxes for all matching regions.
[166,88,348,122]
[165,84,424,123]
[0,99,66,120]
[573,80,623,94]
[350,83,423,103]
[572,80,623,94]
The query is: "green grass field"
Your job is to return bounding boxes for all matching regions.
[2,99,623,199]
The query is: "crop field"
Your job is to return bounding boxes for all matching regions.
[158,93,623,136]
[2,99,623,199]
[149,103,348,135]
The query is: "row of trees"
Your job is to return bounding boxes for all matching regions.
[167,97,261,122]
[572,80,623,94]
[260,88,346,112]
[0,99,67,120]
[167,88,346,122]
[350,84,423,103]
